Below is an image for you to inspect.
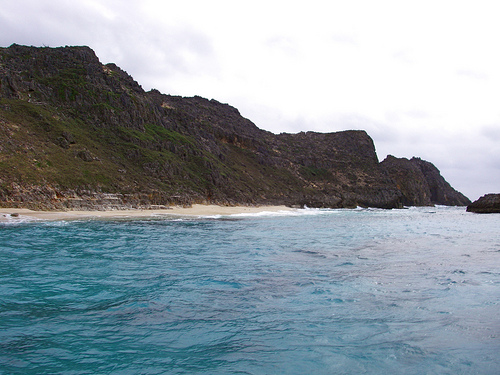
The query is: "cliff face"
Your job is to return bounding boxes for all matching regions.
[0,44,469,209]
[380,156,470,206]
[467,194,500,213]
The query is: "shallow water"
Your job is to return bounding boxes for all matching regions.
[1,207,499,374]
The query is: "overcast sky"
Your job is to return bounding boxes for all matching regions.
[1,0,499,200]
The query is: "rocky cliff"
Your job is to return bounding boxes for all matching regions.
[0,44,470,209]
[380,156,470,206]
[466,194,500,213]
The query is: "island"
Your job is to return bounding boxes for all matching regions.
[0,44,470,210]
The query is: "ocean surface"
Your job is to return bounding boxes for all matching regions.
[1,206,499,374]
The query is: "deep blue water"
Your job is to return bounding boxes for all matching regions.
[1,206,499,374]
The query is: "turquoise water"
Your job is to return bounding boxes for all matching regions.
[1,207,499,374]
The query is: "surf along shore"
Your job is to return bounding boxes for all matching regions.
[0,205,294,222]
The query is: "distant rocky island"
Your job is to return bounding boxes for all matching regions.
[0,44,471,210]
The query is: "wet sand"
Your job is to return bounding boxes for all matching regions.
[0,204,294,222]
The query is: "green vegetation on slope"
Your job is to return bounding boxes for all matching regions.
[0,44,471,209]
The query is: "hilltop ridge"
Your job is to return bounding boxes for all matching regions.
[0,44,470,209]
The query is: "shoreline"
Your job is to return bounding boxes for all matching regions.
[0,204,295,222]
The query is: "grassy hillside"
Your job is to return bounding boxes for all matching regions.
[0,44,470,209]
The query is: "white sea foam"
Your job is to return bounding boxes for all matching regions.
[0,214,42,225]
[199,207,344,219]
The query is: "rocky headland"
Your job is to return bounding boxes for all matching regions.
[466,194,500,213]
[0,44,470,210]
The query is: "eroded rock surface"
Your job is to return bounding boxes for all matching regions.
[467,194,500,213]
[0,44,469,209]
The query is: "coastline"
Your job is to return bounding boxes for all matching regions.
[0,204,295,222]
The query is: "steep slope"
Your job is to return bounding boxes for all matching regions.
[272,131,402,208]
[0,44,469,209]
[380,156,470,206]
[467,194,500,213]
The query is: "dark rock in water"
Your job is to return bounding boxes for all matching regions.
[466,194,500,213]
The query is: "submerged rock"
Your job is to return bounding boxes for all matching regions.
[466,194,500,213]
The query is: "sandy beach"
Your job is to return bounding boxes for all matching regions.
[0,204,295,222]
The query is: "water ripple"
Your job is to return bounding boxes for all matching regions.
[1,207,499,374]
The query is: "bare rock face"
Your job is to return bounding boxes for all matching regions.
[380,156,471,206]
[467,194,500,213]
[0,44,470,209]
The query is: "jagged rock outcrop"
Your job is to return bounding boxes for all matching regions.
[466,194,500,213]
[380,156,470,206]
[0,44,469,210]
